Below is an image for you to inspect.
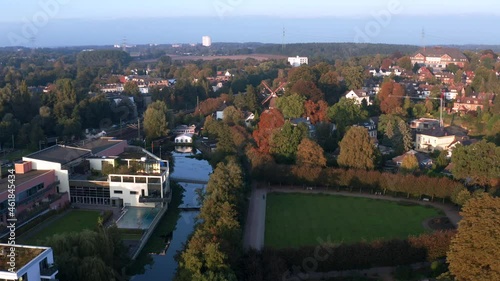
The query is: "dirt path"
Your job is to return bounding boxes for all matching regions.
[243,183,462,251]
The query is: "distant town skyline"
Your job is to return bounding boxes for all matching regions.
[1,0,499,47]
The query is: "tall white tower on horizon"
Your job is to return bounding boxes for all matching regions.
[202,36,212,47]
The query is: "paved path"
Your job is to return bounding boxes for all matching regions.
[243,184,267,250]
[243,183,462,251]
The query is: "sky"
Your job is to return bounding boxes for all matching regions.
[0,0,499,47]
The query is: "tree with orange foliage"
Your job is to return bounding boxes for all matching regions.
[290,79,324,102]
[304,100,329,124]
[378,81,405,115]
[252,109,285,154]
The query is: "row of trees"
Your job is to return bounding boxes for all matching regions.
[176,157,246,281]
[242,231,455,281]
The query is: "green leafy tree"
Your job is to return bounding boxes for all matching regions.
[328,98,368,137]
[275,93,306,119]
[269,122,307,164]
[451,140,500,187]
[447,195,500,281]
[342,66,364,90]
[338,126,377,170]
[143,100,169,140]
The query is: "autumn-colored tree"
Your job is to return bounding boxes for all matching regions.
[196,97,224,116]
[401,153,419,172]
[252,109,285,154]
[378,81,405,114]
[289,79,324,102]
[275,93,306,118]
[397,56,413,72]
[381,58,393,70]
[296,138,327,167]
[304,100,329,124]
[338,126,377,170]
[447,195,500,281]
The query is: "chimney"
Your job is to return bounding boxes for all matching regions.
[15,161,32,174]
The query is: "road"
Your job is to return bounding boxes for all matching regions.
[243,184,462,251]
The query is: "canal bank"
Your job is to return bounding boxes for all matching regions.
[128,151,212,280]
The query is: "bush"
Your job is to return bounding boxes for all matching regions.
[100,210,114,224]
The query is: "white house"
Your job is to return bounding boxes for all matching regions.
[345,90,371,105]
[175,134,194,144]
[0,244,58,281]
[288,56,308,67]
[415,127,467,153]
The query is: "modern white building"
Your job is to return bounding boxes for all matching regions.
[22,138,170,208]
[202,36,212,47]
[0,244,58,281]
[288,56,308,67]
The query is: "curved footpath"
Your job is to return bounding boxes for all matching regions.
[243,184,462,251]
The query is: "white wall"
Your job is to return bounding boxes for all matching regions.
[23,158,69,195]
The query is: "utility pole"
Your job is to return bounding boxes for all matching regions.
[137,118,141,140]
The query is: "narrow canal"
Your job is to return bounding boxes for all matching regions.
[130,150,212,280]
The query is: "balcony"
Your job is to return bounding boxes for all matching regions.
[139,191,171,203]
[40,264,59,279]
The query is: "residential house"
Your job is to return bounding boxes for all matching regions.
[175,134,194,144]
[415,126,467,153]
[0,244,58,281]
[345,90,371,105]
[244,112,255,127]
[392,150,433,168]
[215,102,228,120]
[447,138,479,158]
[434,72,454,85]
[452,93,495,113]
[410,47,468,69]
[172,125,196,135]
[410,118,441,131]
[290,117,316,138]
[418,67,434,82]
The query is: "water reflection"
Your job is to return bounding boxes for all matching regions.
[131,151,211,281]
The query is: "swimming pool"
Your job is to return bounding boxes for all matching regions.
[116,207,161,229]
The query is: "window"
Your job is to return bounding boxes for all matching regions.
[114,190,123,194]
[130,191,138,195]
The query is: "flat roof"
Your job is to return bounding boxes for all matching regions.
[24,145,91,165]
[0,244,48,272]
[79,138,123,154]
[0,170,52,193]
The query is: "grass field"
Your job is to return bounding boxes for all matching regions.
[265,193,441,248]
[25,210,100,244]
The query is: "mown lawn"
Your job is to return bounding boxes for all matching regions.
[25,210,101,244]
[265,193,441,248]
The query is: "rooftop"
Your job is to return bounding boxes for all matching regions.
[24,145,91,165]
[414,47,467,60]
[0,244,48,272]
[0,170,52,193]
[77,137,124,154]
[418,126,467,138]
